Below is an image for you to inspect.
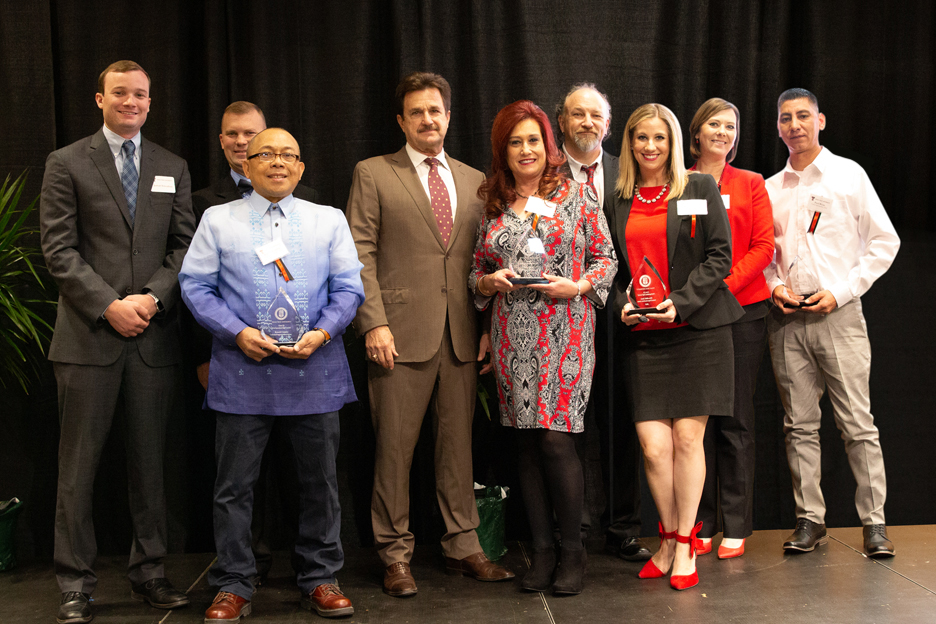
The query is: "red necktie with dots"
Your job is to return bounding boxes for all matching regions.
[425,157,453,246]
[582,162,598,195]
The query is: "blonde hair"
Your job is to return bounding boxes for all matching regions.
[615,103,687,201]
[688,98,740,162]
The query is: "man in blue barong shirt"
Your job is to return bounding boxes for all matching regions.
[180,127,364,621]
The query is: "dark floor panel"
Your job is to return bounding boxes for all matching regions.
[3,528,934,623]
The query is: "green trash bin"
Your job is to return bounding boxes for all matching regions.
[0,498,23,572]
[474,485,509,562]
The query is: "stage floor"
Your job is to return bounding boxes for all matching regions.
[3,525,934,623]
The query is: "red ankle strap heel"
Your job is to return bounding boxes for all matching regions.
[638,522,676,579]
[670,521,702,590]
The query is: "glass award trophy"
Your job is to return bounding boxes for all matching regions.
[626,256,667,320]
[261,287,306,346]
[507,223,549,285]
[784,255,821,308]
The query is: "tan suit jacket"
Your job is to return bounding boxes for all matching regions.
[346,146,484,362]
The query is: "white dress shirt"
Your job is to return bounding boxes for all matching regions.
[764,147,900,307]
[405,143,458,217]
[102,124,141,176]
[563,144,604,206]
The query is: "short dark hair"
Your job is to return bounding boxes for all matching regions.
[778,88,818,111]
[395,72,452,115]
[223,101,266,124]
[98,60,151,94]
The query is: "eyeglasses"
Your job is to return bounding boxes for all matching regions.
[246,151,300,164]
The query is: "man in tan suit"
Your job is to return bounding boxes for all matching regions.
[346,72,513,597]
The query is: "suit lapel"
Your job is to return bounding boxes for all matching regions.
[448,157,473,249]
[135,138,157,235]
[616,196,634,275]
[215,176,241,203]
[666,194,680,267]
[391,147,445,249]
[89,130,134,229]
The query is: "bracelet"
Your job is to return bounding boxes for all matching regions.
[478,274,494,297]
[574,280,582,302]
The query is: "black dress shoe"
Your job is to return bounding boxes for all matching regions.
[618,536,652,562]
[863,524,895,558]
[57,591,92,624]
[783,518,827,552]
[130,577,190,609]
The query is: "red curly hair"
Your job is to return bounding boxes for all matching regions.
[478,100,566,218]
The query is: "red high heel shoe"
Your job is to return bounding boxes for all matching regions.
[638,521,677,579]
[670,521,702,590]
[718,538,745,559]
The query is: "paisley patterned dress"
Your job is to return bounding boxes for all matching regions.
[469,179,617,432]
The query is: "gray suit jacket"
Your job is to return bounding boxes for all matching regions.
[346,146,484,363]
[40,128,195,366]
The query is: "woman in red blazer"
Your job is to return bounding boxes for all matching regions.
[688,98,774,559]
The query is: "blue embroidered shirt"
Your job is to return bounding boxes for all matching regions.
[180,192,364,415]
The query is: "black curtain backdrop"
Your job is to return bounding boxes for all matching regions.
[1,1,934,562]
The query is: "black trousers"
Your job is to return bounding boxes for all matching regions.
[583,305,642,545]
[698,317,766,539]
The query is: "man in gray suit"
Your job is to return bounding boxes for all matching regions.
[40,60,195,624]
[346,72,513,597]
[556,83,650,563]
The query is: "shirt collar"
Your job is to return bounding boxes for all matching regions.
[230,169,251,187]
[783,146,828,187]
[247,189,296,217]
[563,143,603,173]
[102,124,141,157]
[405,143,449,170]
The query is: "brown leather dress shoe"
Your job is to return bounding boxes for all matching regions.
[383,561,417,597]
[204,592,251,623]
[301,583,354,618]
[445,551,515,581]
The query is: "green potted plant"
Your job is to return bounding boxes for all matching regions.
[0,172,55,392]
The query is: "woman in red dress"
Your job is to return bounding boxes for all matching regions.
[688,98,774,560]
[470,100,616,595]
[605,104,742,590]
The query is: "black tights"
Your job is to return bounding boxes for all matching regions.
[517,429,584,552]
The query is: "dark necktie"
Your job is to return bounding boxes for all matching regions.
[237,179,253,198]
[121,140,138,224]
[424,157,453,246]
[582,162,598,196]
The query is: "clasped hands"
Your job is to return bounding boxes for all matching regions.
[235,327,325,362]
[621,299,677,325]
[772,286,838,315]
[480,268,583,299]
[104,295,158,337]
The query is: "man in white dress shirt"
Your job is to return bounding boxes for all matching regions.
[765,88,900,558]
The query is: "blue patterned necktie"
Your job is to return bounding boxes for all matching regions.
[121,140,139,225]
[237,179,253,198]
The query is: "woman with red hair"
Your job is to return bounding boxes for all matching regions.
[470,100,617,595]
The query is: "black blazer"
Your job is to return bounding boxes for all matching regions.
[192,174,322,221]
[606,173,743,330]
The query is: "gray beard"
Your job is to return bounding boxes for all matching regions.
[571,131,601,154]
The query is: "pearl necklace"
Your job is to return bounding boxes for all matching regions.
[634,184,668,204]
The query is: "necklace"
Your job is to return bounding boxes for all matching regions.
[634,184,668,204]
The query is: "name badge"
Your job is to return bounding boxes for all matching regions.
[151,176,176,193]
[255,239,289,265]
[527,237,546,254]
[677,199,708,215]
[525,196,557,217]
[721,194,731,210]
[809,194,832,213]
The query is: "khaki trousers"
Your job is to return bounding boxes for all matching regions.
[369,322,481,565]
[767,299,886,525]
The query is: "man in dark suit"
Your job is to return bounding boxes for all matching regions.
[346,72,513,597]
[556,83,651,562]
[189,103,321,585]
[40,60,195,624]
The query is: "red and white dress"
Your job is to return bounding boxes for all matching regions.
[469,179,617,432]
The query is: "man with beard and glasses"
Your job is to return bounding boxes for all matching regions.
[555,83,651,564]
[346,71,514,597]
